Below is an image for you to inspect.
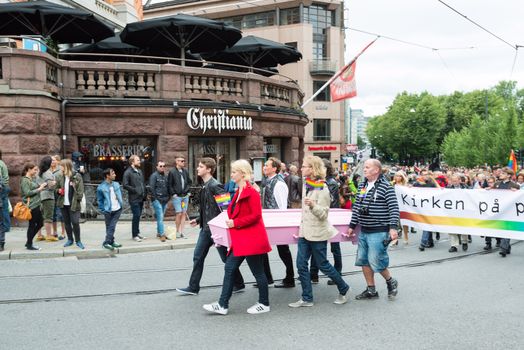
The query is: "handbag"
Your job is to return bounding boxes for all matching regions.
[13,197,32,221]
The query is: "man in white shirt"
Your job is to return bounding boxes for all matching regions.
[260,157,295,288]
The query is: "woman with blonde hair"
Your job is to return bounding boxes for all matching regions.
[203,159,272,315]
[289,156,349,308]
[56,159,85,249]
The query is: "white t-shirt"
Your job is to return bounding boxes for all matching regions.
[64,176,70,206]
[109,186,121,212]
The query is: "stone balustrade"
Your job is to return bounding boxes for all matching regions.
[0,48,303,109]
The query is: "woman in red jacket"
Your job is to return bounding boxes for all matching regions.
[203,159,272,315]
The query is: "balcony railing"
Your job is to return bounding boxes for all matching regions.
[0,47,304,110]
[309,59,337,76]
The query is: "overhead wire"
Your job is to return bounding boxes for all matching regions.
[436,0,516,51]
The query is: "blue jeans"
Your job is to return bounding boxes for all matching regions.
[420,231,433,247]
[152,200,167,235]
[355,231,390,272]
[219,252,268,309]
[310,242,342,279]
[130,201,143,237]
[103,209,121,245]
[297,238,349,302]
[188,228,244,293]
[1,185,11,233]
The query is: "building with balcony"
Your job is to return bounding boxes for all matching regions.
[0,45,306,197]
[144,0,346,168]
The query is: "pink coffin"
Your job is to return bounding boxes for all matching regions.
[208,209,359,248]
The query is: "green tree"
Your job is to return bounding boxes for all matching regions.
[356,135,366,149]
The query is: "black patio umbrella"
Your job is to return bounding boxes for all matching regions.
[60,36,202,66]
[0,0,113,43]
[120,13,242,66]
[203,35,302,71]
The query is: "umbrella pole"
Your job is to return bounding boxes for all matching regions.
[181,48,185,66]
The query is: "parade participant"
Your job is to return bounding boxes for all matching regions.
[39,156,58,242]
[289,156,349,307]
[493,167,520,257]
[483,176,501,250]
[310,159,343,285]
[284,164,302,209]
[0,149,11,234]
[260,157,294,288]
[447,174,469,252]
[149,161,170,242]
[176,158,244,296]
[168,155,192,239]
[20,163,47,250]
[348,159,399,300]
[122,155,146,242]
[51,155,65,240]
[56,159,85,249]
[203,160,271,315]
[97,168,123,251]
[392,170,410,245]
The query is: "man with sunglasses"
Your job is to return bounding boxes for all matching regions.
[150,161,170,242]
[168,156,192,238]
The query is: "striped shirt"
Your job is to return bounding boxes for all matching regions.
[349,174,399,233]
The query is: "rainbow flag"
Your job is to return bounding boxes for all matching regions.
[508,149,517,174]
[305,178,325,191]
[214,193,231,207]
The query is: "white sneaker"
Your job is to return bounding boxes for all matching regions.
[133,236,142,242]
[203,302,228,315]
[288,299,314,308]
[334,294,348,305]
[176,232,186,239]
[137,234,147,240]
[247,303,270,314]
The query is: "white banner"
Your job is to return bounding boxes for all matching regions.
[395,187,524,240]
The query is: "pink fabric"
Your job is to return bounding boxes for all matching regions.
[209,209,358,248]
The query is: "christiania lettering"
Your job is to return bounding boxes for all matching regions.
[186,108,253,134]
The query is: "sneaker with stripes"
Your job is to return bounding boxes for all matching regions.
[247,303,270,314]
[203,302,228,315]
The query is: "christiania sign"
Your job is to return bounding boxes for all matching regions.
[186,108,253,134]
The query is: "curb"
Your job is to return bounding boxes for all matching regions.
[0,241,197,260]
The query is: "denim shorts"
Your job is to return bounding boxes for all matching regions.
[53,205,63,222]
[172,195,189,213]
[355,231,390,272]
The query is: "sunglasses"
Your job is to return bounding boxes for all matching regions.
[158,165,166,167]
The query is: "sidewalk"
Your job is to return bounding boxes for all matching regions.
[0,220,200,260]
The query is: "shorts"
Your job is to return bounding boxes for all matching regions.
[41,199,55,223]
[53,205,63,222]
[172,195,189,213]
[355,231,390,272]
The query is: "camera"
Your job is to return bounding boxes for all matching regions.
[359,206,369,216]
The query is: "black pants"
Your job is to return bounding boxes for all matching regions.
[262,244,294,284]
[61,206,81,242]
[485,236,501,245]
[26,206,43,248]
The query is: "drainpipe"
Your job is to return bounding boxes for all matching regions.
[61,99,69,159]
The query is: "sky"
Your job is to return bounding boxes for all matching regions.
[345,0,524,117]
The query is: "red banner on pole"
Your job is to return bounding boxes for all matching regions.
[330,61,357,102]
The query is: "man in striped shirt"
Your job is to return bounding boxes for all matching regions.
[348,159,399,300]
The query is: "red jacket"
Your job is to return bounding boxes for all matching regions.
[227,183,272,257]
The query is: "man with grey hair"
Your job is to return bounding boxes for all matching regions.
[123,155,146,242]
[348,159,400,300]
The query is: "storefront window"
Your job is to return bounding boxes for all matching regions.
[78,137,156,183]
[263,138,283,160]
[188,138,238,185]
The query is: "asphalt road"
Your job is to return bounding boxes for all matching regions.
[0,234,522,350]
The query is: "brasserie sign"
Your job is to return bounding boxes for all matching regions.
[187,108,253,134]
